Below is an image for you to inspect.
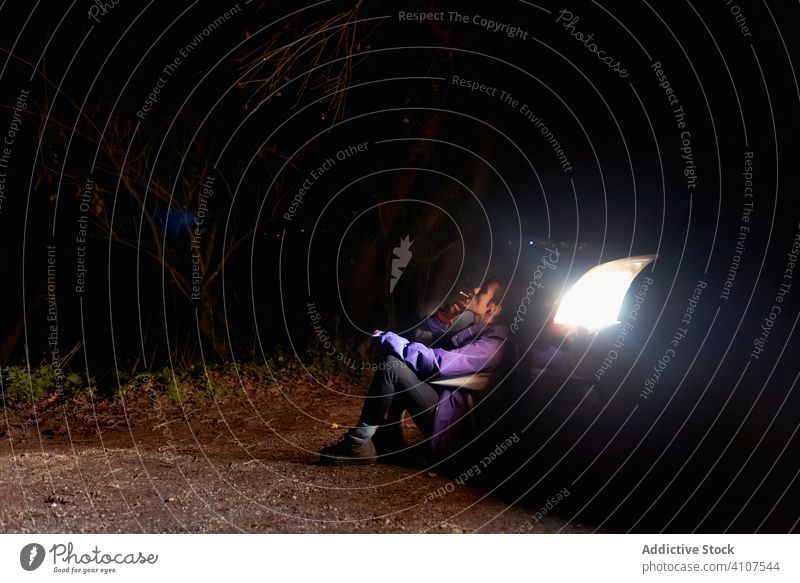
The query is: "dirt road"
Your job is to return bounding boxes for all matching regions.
[0,380,589,533]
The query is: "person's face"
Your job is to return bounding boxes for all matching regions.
[468,281,503,322]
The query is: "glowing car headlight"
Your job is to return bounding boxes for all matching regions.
[553,255,656,332]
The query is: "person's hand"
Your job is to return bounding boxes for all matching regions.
[436,301,468,324]
[453,298,471,313]
[368,330,385,351]
[435,306,454,324]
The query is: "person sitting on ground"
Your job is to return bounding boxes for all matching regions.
[319,276,508,465]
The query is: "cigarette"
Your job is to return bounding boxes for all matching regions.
[458,291,471,298]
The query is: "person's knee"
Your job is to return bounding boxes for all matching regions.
[372,355,402,382]
[387,355,413,373]
[383,355,403,368]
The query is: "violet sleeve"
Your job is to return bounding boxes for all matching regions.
[403,334,506,378]
[373,331,410,359]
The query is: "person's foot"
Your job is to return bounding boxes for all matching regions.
[319,432,377,465]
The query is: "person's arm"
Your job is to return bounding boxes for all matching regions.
[406,334,506,378]
[375,328,506,378]
[372,331,409,358]
[414,307,475,345]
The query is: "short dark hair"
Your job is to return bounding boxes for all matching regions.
[483,275,508,306]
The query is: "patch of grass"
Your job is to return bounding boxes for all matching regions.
[1,346,374,408]
[1,364,93,405]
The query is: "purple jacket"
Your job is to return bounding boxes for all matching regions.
[374,319,508,379]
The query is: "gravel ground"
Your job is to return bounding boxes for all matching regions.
[0,382,591,534]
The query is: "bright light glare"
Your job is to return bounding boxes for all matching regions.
[553,255,656,332]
